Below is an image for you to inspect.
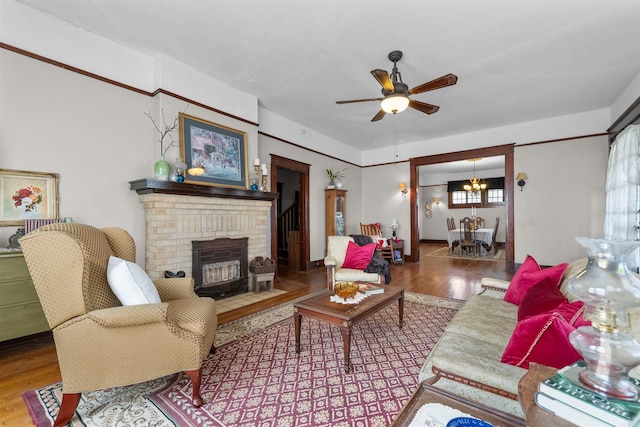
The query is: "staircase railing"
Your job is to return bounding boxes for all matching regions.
[278,202,299,257]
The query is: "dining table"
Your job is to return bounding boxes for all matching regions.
[448,228,494,256]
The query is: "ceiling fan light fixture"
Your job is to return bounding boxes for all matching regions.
[380,95,410,114]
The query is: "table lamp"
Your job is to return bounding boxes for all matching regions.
[568,237,640,399]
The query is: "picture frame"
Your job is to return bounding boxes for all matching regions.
[179,113,249,189]
[0,169,59,226]
[425,201,433,218]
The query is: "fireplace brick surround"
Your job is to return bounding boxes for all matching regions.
[130,179,277,281]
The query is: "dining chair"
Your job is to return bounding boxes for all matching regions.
[482,217,500,255]
[459,217,479,256]
[474,217,485,229]
[447,218,458,252]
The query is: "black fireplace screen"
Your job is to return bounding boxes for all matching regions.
[192,237,248,299]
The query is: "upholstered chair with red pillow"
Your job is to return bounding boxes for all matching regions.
[324,236,384,290]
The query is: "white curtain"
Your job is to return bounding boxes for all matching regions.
[604,124,640,270]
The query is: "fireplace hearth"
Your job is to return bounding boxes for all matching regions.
[192,237,248,299]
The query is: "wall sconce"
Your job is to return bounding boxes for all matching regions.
[399,182,408,197]
[434,197,440,205]
[516,172,528,191]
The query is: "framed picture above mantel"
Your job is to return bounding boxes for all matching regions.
[179,113,249,189]
[0,169,59,226]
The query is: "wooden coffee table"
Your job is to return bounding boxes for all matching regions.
[293,287,404,373]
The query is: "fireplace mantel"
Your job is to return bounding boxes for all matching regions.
[129,178,278,201]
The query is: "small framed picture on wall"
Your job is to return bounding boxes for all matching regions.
[0,169,59,225]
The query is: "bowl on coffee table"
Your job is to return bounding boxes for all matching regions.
[334,281,359,300]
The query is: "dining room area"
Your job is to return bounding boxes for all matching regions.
[418,156,507,261]
[447,215,500,257]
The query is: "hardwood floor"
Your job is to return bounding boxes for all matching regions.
[0,243,512,426]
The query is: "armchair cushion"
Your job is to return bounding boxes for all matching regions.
[342,241,376,269]
[107,256,161,306]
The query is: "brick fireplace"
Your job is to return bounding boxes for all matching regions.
[130,179,278,284]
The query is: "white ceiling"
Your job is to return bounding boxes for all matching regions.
[16,0,640,153]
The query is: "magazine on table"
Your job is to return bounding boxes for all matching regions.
[358,283,384,295]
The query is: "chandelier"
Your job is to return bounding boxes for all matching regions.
[464,158,487,194]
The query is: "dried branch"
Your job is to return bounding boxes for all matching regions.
[145,109,180,157]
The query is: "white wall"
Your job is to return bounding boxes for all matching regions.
[361,162,412,247]
[362,109,612,165]
[514,135,609,265]
[0,50,260,265]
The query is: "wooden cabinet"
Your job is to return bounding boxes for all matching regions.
[0,252,49,342]
[325,189,347,237]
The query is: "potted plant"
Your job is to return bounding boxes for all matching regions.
[326,167,347,188]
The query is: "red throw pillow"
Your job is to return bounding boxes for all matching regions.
[501,311,584,369]
[554,300,591,328]
[504,255,568,305]
[518,277,568,321]
[342,241,376,270]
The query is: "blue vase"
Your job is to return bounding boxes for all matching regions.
[154,157,170,180]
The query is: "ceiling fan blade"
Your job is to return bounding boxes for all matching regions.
[336,97,382,104]
[371,110,386,122]
[409,100,440,115]
[371,69,394,91]
[408,73,458,95]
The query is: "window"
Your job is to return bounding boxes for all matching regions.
[487,188,504,204]
[447,177,505,208]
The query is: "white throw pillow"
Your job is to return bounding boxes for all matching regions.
[107,256,161,306]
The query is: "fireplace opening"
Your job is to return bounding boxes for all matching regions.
[192,237,248,299]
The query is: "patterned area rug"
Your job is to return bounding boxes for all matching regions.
[426,246,504,261]
[23,292,462,427]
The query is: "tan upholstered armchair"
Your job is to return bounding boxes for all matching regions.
[324,235,384,290]
[19,223,217,427]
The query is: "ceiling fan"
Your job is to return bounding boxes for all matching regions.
[336,50,458,122]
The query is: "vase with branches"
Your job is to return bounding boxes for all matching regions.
[145,109,179,180]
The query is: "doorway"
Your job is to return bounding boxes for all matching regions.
[409,144,515,272]
[270,155,311,272]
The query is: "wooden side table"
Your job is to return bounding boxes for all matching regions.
[517,363,576,427]
[391,382,525,426]
[391,239,405,264]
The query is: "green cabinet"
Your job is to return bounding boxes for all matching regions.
[0,252,49,341]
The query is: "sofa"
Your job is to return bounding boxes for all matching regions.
[418,258,588,418]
